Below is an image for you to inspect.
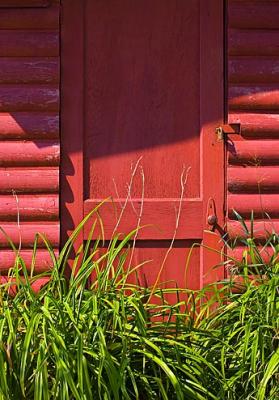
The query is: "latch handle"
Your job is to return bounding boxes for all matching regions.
[215,123,241,141]
[206,197,218,229]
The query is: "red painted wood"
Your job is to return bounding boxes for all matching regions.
[0,113,59,139]
[60,0,84,248]
[229,30,279,56]
[0,0,60,283]
[229,1,279,29]
[228,167,279,193]
[62,0,224,290]
[0,58,59,84]
[227,220,279,240]
[0,168,59,193]
[84,199,203,240]
[0,277,50,296]
[0,222,59,247]
[0,249,58,272]
[229,85,279,110]
[228,140,279,165]
[229,58,279,84]
[227,246,276,263]
[0,32,58,57]
[0,85,59,112]
[228,194,279,218]
[0,194,58,220]
[0,141,59,166]
[228,113,279,138]
[0,0,49,6]
[0,5,58,29]
[226,1,279,264]
[200,1,225,286]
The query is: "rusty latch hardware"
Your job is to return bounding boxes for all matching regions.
[215,123,241,141]
[206,198,218,229]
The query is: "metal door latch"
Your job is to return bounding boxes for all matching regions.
[215,123,241,141]
[207,198,218,229]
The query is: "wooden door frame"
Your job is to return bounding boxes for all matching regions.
[60,0,225,285]
[60,0,84,252]
[200,1,225,285]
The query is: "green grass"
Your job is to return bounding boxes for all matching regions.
[0,208,277,399]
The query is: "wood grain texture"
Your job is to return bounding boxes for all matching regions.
[0,0,60,278]
[229,85,279,110]
[84,199,203,240]
[227,219,279,240]
[0,0,49,6]
[84,0,201,200]
[61,0,224,289]
[0,168,59,193]
[229,1,279,29]
[0,141,59,166]
[0,249,58,272]
[0,58,59,84]
[228,194,279,218]
[0,85,59,112]
[0,222,59,247]
[0,113,59,139]
[60,0,84,251]
[0,194,58,220]
[0,32,59,57]
[228,167,279,193]
[228,113,279,138]
[229,58,279,84]
[0,277,50,296]
[227,1,279,271]
[229,30,279,56]
[227,246,276,263]
[0,5,58,29]
[228,140,279,165]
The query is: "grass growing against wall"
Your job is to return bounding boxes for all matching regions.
[0,208,278,399]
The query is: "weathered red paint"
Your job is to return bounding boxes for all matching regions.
[84,200,203,241]
[227,220,279,241]
[228,141,279,165]
[228,113,279,138]
[227,0,279,250]
[0,168,59,193]
[0,113,59,139]
[0,0,60,274]
[61,0,224,290]
[0,0,277,287]
[0,0,50,6]
[228,167,279,193]
[0,194,58,220]
[0,141,59,166]
[0,5,59,29]
[0,250,58,273]
[0,223,59,248]
[0,59,59,84]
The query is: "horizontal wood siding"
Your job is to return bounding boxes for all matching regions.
[227,1,279,259]
[0,0,59,273]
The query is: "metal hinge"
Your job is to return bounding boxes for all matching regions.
[215,123,241,141]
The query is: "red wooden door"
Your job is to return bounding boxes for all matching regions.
[61,0,225,289]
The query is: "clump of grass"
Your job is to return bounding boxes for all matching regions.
[198,213,279,400]
[0,207,220,400]
[0,208,277,399]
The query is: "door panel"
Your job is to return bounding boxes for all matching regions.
[61,0,224,289]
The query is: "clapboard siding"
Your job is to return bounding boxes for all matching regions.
[227,1,279,258]
[0,0,59,271]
